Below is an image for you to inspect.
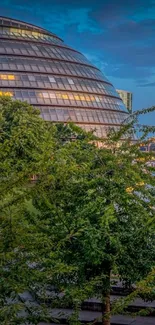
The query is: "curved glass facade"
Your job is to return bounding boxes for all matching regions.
[0,16,129,138]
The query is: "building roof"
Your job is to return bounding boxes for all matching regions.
[0,16,63,41]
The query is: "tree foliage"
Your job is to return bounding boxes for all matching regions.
[0,96,155,325]
[31,112,155,324]
[0,97,54,324]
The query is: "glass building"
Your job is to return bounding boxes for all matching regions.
[0,16,129,138]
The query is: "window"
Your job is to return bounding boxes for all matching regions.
[49,76,56,83]
[79,95,85,101]
[20,76,27,82]
[22,91,29,98]
[74,95,80,100]
[31,45,39,51]
[85,95,91,101]
[8,75,15,80]
[29,91,35,97]
[68,78,74,85]
[37,91,109,105]
[68,94,74,100]
[0,74,15,80]
[42,92,49,98]
[62,94,69,99]
[98,83,103,89]
[0,74,7,80]
[49,93,56,99]
[0,91,13,96]
[28,75,36,82]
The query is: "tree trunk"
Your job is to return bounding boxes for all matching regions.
[102,291,111,325]
[102,268,111,325]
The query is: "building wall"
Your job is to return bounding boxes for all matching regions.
[116,89,132,113]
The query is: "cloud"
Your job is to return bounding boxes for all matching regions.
[138,81,155,87]
[74,15,155,81]
[91,0,155,26]
[44,8,101,34]
[103,19,155,45]
[2,0,101,34]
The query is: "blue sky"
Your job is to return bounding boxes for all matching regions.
[0,0,155,125]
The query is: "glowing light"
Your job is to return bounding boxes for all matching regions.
[62,94,69,99]
[8,75,15,80]
[79,95,85,100]
[39,91,105,103]
[0,74,15,80]
[74,95,80,100]
[0,91,13,96]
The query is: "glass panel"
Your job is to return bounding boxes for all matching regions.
[68,78,74,84]
[49,76,56,83]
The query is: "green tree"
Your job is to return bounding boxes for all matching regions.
[31,110,155,325]
[0,96,56,324]
[1,96,155,325]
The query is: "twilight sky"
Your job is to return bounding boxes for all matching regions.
[0,0,155,125]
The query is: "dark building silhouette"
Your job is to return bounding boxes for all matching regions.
[0,16,129,138]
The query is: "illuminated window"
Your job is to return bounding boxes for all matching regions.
[0,74,7,80]
[0,74,15,80]
[90,96,95,101]
[74,95,80,100]
[57,93,62,99]
[8,75,15,80]
[9,27,54,41]
[0,91,13,96]
[79,95,85,100]
[85,95,91,101]
[62,94,69,99]
[38,91,106,103]
[68,94,74,100]
[49,93,56,99]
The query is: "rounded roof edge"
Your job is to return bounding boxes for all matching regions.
[0,16,63,42]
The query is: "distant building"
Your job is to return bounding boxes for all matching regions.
[140,139,155,153]
[140,139,155,167]
[116,89,133,113]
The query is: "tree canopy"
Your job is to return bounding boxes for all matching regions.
[0,96,155,325]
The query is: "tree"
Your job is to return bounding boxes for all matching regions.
[31,110,155,325]
[0,96,55,324]
[0,98,93,324]
[1,96,155,325]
